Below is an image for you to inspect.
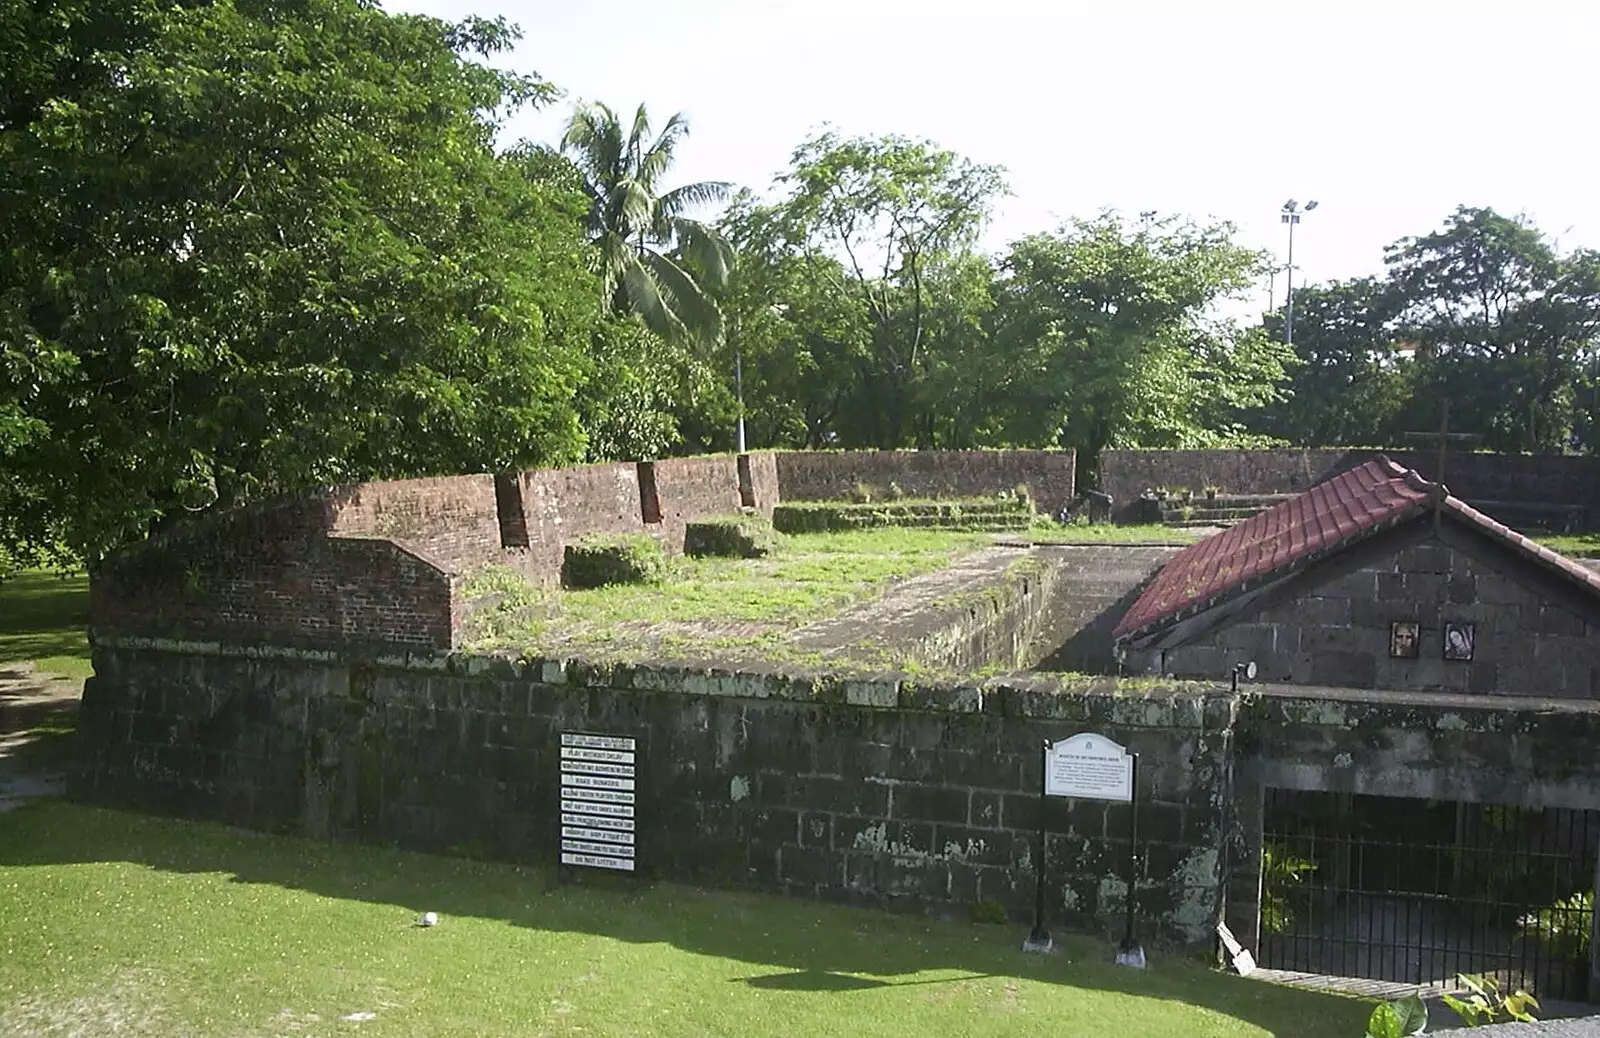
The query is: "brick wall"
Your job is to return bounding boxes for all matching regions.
[744,451,779,512]
[77,644,1234,947]
[90,499,455,652]
[515,462,644,584]
[327,474,501,573]
[1100,449,1600,526]
[649,456,748,552]
[774,451,1077,517]
[1123,522,1600,699]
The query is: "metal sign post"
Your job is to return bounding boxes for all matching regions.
[1115,752,1145,969]
[1025,734,1143,966]
[1023,740,1053,953]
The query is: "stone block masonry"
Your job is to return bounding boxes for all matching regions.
[1125,524,1600,699]
[77,639,1236,948]
[1099,448,1600,528]
[774,450,1077,518]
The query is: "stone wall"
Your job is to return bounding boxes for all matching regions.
[515,462,644,584]
[88,498,458,652]
[1225,686,1600,975]
[774,450,1077,518]
[1033,547,1179,675]
[76,640,1234,947]
[1099,449,1600,527]
[1123,523,1600,700]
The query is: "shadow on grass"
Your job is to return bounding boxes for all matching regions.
[742,970,891,991]
[0,802,1371,1038]
[0,570,90,669]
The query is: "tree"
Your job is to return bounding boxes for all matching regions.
[1385,207,1600,453]
[0,0,599,562]
[774,132,1008,447]
[988,215,1292,483]
[1258,279,1414,447]
[559,102,735,346]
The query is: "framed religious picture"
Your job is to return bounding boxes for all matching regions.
[1389,621,1420,659]
[1443,622,1475,662]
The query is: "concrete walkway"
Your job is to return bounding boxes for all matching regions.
[1250,967,1599,1033]
[0,662,81,812]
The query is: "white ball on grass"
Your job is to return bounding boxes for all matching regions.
[419,911,439,927]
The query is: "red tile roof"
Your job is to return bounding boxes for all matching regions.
[1113,455,1600,642]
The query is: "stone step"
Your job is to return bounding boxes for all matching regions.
[1160,507,1263,522]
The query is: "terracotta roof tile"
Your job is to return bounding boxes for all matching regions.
[1114,456,1434,641]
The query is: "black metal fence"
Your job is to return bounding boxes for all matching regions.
[1260,789,1596,1001]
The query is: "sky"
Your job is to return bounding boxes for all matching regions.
[389,0,1600,307]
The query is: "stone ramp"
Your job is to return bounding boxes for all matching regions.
[791,546,1042,670]
[1029,546,1180,673]
[1250,969,1600,1033]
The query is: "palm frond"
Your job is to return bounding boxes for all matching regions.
[672,219,736,292]
[618,180,654,243]
[645,250,724,346]
[638,111,691,190]
[656,181,731,221]
[562,102,626,232]
[621,259,688,343]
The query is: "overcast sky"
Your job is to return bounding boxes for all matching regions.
[389,0,1600,308]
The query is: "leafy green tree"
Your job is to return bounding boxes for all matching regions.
[1,0,598,562]
[711,193,869,449]
[559,102,734,346]
[1385,206,1600,452]
[773,132,1008,447]
[988,215,1291,482]
[1258,279,1414,446]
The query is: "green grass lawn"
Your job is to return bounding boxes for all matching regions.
[465,528,990,657]
[0,802,1367,1038]
[0,568,90,679]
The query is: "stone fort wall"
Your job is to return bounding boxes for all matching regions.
[1100,448,1600,528]
[77,639,1235,947]
[89,450,1081,654]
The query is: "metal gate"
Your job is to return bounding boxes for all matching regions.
[1259,789,1597,1001]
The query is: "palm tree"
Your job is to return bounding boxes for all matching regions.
[560,102,734,345]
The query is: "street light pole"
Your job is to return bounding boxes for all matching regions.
[735,349,746,454]
[1279,199,1318,347]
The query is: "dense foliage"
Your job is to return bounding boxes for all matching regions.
[2,0,596,562]
[4,2,1598,565]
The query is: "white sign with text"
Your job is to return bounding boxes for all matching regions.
[559,731,637,872]
[1044,733,1133,802]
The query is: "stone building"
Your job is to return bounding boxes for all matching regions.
[1115,456,1600,698]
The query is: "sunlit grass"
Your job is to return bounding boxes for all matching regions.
[463,529,989,656]
[0,568,90,679]
[0,802,1372,1038]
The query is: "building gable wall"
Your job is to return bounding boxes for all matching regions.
[1124,520,1600,699]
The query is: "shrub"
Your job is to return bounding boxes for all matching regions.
[561,533,666,589]
[848,481,877,503]
[684,515,778,559]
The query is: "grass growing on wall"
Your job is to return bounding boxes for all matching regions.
[1532,531,1600,558]
[1022,522,1207,545]
[463,529,990,657]
[0,568,91,679]
[0,802,1372,1038]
